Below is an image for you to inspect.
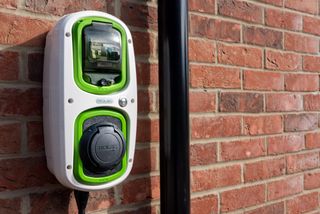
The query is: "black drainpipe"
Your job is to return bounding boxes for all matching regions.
[158,0,190,213]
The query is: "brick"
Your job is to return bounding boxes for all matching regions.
[190,65,241,89]
[136,119,159,142]
[0,123,21,154]
[154,94,159,120]
[189,14,211,38]
[0,157,56,191]
[286,192,318,214]
[0,13,53,46]
[189,15,240,42]
[304,94,320,111]
[190,143,217,166]
[122,176,160,204]
[220,138,266,161]
[27,121,43,153]
[303,55,320,72]
[284,113,318,132]
[0,0,17,9]
[191,195,218,214]
[218,43,262,68]
[138,90,154,113]
[26,0,114,16]
[265,50,301,71]
[287,152,319,173]
[265,9,302,31]
[30,190,73,214]
[131,147,157,174]
[285,74,319,92]
[218,0,263,24]
[303,16,320,36]
[285,33,319,54]
[0,51,19,81]
[219,92,263,113]
[189,39,215,63]
[268,134,304,155]
[243,70,283,91]
[304,171,320,189]
[121,1,157,30]
[136,63,158,86]
[221,185,265,212]
[212,19,241,42]
[189,91,216,113]
[245,202,284,214]
[267,175,303,200]
[189,0,215,13]
[0,88,42,116]
[154,93,159,114]
[305,132,320,149]
[191,165,241,191]
[28,52,43,82]
[244,115,283,136]
[0,198,21,214]
[86,190,116,212]
[132,31,155,57]
[266,93,303,112]
[243,26,283,49]
[191,116,241,139]
[244,158,286,182]
[285,0,318,14]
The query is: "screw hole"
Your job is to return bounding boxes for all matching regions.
[65,32,71,37]
[67,165,72,169]
[68,98,74,103]
[131,98,135,103]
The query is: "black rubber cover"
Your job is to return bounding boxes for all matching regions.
[80,122,126,173]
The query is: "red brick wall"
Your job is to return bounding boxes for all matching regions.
[1,0,320,213]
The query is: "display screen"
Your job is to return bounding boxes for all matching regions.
[82,22,122,86]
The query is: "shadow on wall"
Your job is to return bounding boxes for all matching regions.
[0,1,159,213]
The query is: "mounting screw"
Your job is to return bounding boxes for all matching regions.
[65,32,71,37]
[119,98,128,107]
[68,98,74,103]
[67,165,72,169]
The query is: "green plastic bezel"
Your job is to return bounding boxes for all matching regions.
[72,17,127,95]
[73,109,128,184]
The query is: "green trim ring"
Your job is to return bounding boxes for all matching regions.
[74,108,128,184]
[72,17,128,95]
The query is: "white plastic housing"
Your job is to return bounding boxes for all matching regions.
[43,11,137,191]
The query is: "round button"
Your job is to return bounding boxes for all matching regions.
[119,98,127,107]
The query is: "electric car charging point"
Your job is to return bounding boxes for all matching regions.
[43,11,137,192]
